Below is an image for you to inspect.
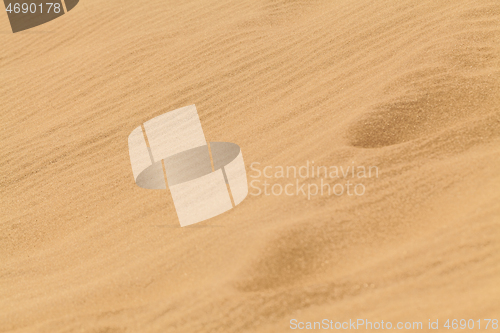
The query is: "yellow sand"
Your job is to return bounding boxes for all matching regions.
[1,0,499,332]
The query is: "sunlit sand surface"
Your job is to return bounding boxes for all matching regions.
[1,0,499,332]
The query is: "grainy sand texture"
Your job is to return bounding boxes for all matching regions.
[1,0,499,332]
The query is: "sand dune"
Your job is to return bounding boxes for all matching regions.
[1,0,499,332]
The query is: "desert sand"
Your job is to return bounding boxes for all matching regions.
[1,0,499,332]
